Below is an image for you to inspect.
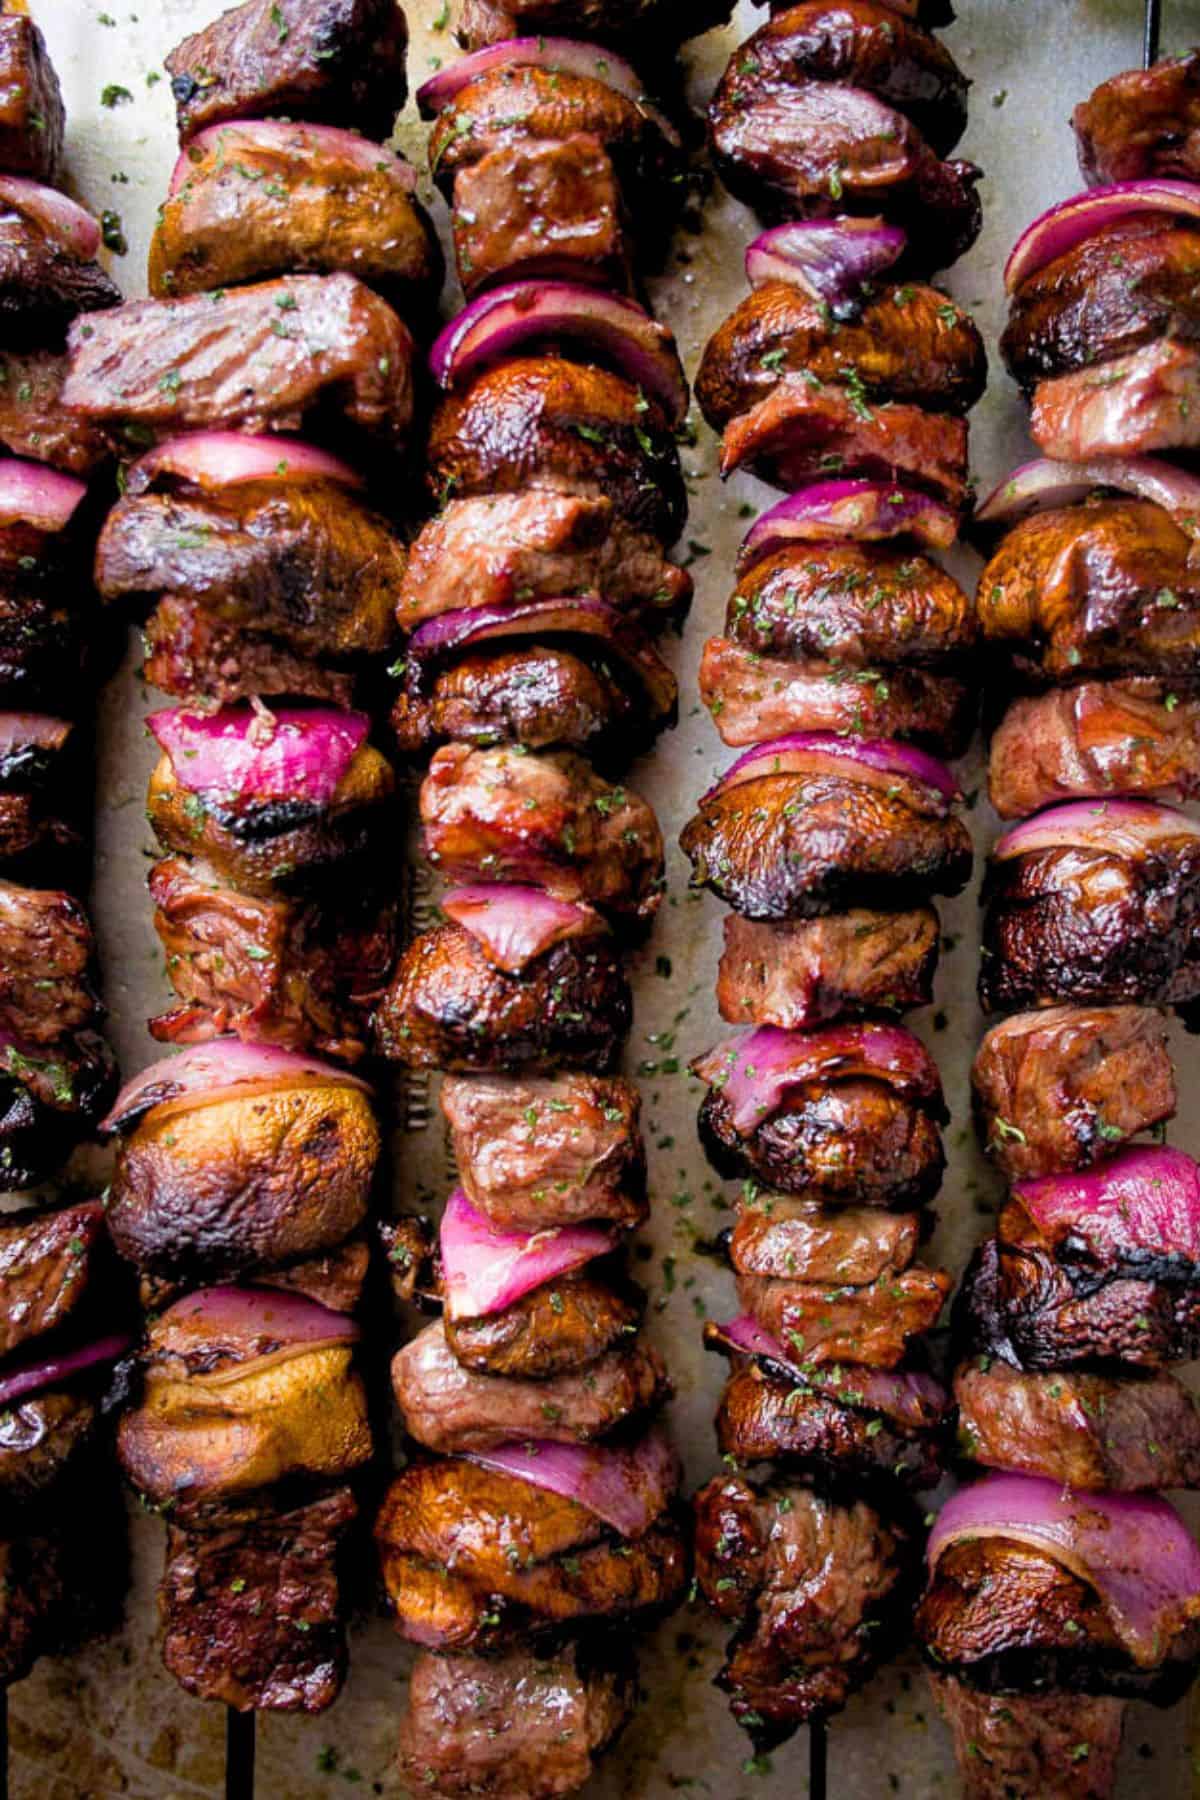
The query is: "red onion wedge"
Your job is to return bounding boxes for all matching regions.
[440,1186,619,1320]
[708,1314,949,1427]
[704,730,960,811]
[0,714,71,757]
[0,1332,133,1410]
[101,1039,371,1135]
[156,1283,360,1377]
[928,1472,1200,1668]
[976,455,1200,534]
[168,119,418,197]
[691,1022,943,1132]
[0,458,86,532]
[126,432,362,497]
[464,1427,679,1539]
[416,38,681,149]
[994,797,1200,862]
[147,703,369,808]
[429,283,687,428]
[441,884,605,975]
[0,175,101,261]
[1005,180,1200,295]
[745,218,907,313]
[1012,1145,1200,1267]
[738,481,959,575]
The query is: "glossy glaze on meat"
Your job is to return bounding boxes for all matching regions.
[737,1263,950,1365]
[0,349,109,475]
[716,907,939,1028]
[0,199,119,350]
[0,16,64,183]
[1074,51,1200,185]
[729,1191,924,1283]
[989,679,1200,817]
[1030,338,1200,463]
[0,878,101,1045]
[442,1266,644,1380]
[0,1201,108,1360]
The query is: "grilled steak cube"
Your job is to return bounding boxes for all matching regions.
[442,1268,644,1380]
[1031,338,1200,463]
[0,1030,115,1189]
[0,1200,107,1360]
[0,879,101,1046]
[735,1264,951,1367]
[0,190,119,350]
[717,909,940,1029]
[1074,51,1200,185]
[929,1675,1125,1800]
[989,679,1200,818]
[0,350,109,476]
[0,16,64,183]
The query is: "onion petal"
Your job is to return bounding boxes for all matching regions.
[464,1426,680,1538]
[994,797,1200,862]
[441,884,605,975]
[0,458,87,532]
[0,174,101,260]
[1012,1145,1200,1268]
[738,481,959,576]
[416,38,681,149]
[440,1186,619,1320]
[153,1283,361,1380]
[147,703,369,808]
[704,730,960,810]
[168,119,418,197]
[745,218,907,313]
[127,432,363,496]
[691,1022,943,1133]
[1005,179,1200,295]
[975,455,1200,535]
[0,1332,133,1410]
[101,1038,371,1136]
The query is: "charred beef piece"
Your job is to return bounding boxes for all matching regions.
[977,498,1200,685]
[954,1358,1200,1491]
[0,513,90,711]
[0,193,119,350]
[1001,217,1200,393]
[150,126,441,310]
[717,908,940,1028]
[694,1474,915,1746]
[106,1074,379,1293]
[736,1264,950,1366]
[729,1191,924,1284]
[972,1004,1175,1180]
[63,275,415,455]
[696,281,985,429]
[426,359,685,546]
[0,879,101,1045]
[1030,338,1200,462]
[0,715,85,883]
[396,491,691,633]
[708,74,981,271]
[0,350,110,476]
[929,1675,1126,1800]
[374,919,631,1073]
[166,0,408,143]
[0,17,64,183]
[0,1201,108,1359]
[979,828,1200,1012]
[149,855,394,1064]
[375,1456,687,1652]
[421,744,664,922]
[989,679,1200,817]
[1075,51,1200,185]
[0,1390,97,1513]
[392,1319,667,1454]
[442,1268,644,1380]
[398,1643,633,1800]
[440,1071,646,1232]
[0,1030,116,1189]
[160,1483,357,1712]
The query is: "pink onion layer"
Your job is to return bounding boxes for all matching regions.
[101,1038,371,1135]
[147,704,369,807]
[127,432,362,496]
[464,1426,680,1538]
[713,1314,949,1427]
[1013,1145,1200,1265]
[168,119,418,196]
[416,38,681,148]
[738,480,959,574]
[0,458,86,532]
[0,715,71,756]
[429,282,687,426]
[744,218,907,310]
[442,884,604,975]
[161,1284,361,1363]
[928,1471,1200,1667]
[0,1332,133,1409]
[1005,179,1200,294]
[0,174,101,260]
[692,1022,943,1132]
[976,455,1200,534]
[994,797,1200,862]
[440,1187,619,1320]
[705,730,960,810]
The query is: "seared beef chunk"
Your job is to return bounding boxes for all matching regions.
[990,680,1200,817]
[374,919,631,1073]
[392,1319,667,1453]
[0,1030,115,1188]
[736,1264,950,1366]
[0,1526,69,1687]
[421,744,664,922]
[1075,51,1200,185]
[427,359,685,546]
[917,1535,1200,1702]
[398,1643,633,1800]
[0,1201,107,1358]
[696,281,986,427]
[1001,217,1200,393]
[397,492,691,633]
[142,601,354,708]
[160,1484,357,1712]
[149,855,394,1064]
[0,513,89,711]
[1031,338,1200,462]
[166,0,408,143]
[0,715,84,881]
[150,126,441,310]
[954,1358,1200,1491]
[929,1675,1125,1800]
[977,498,1200,685]
[972,1004,1175,1179]
[694,1475,915,1745]
[682,761,970,919]
[729,1191,923,1284]
[979,827,1200,1012]
[0,17,64,183]
[441,1071,646,1232]
[443,1268,644,1379]
[0,879,101,1045]
[0,194,119,349]
[375,1456,686,1652]
[717,908,940,1027]
[63,275,415,454]
[107,1075,378,1293]
[0,1390,96,1511]
[0,350,109,475]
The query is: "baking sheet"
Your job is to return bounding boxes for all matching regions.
[8,0,1200,1793]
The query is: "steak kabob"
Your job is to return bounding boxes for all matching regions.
[58,0,440,1723]
[915,37,1200,1800]
[362,25,706,1799]
[680,0,986,1776]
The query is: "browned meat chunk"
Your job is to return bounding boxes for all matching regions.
[160,1485,357,1713]
[0,17,64,183]
[728,1192,923,1284]
[972,1004,1175,1179]
[0,1201,107,1360]
[0,1389,96,1510]
[441,1071,646,1232]
[0,189,119,348]
[694,1474,914,1745]
[0,350,109,475]
[443,1269,644,1380]
[0,1030,116,1190]
[1031,338,1200,462]
[0,879,101,1045]
[374,919,631,1073]
[1075,51,1200,185]
[0,514,88,712]
[426,358,685,545]
[736,1264,950,1366]
[142,601,352,707]
[717,909,940,1028]
[166,0,408,143]
[450,134,633,297]
[989,679,1200,817]
[930,1676,1124,1800]
[0,715,84,884]
[63,275,415,454]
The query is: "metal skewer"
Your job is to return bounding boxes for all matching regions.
[1145,0,1162,68]
[226,1705,256,1800]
